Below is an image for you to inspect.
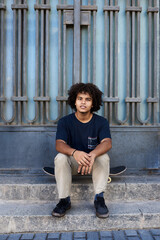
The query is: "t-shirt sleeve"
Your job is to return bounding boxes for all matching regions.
[56,118,68,143]
[99,119,111,142]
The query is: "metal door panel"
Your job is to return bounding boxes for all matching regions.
[0,0,159,170]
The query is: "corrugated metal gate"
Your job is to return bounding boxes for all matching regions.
[0,0,159,171]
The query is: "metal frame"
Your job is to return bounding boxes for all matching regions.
[0,0,159,126]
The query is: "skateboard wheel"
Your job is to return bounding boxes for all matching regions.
[108,177,111,183]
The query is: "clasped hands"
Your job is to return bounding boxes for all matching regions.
[73,150,96,175]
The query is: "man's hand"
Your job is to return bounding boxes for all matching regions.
[73,150,91,167]
[76,138,112,175]
[78,165,89,175]
[88,152,96,174]
[77,152,96,175]
[86,138,112,174]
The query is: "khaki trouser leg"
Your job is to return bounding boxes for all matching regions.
[54,152,110,198]
[54,153,79,199]
[92,153,110,194]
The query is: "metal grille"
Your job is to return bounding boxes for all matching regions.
[0,0,159,126]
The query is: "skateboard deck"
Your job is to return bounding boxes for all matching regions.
[43,166,127,183]
[110,166,127,175]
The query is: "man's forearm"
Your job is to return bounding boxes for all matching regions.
[90,138,112,158]
[56,140,91,167]
[56,140,75,156]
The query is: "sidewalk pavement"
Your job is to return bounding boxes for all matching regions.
[0,229,160,240]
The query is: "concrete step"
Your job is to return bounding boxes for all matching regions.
[0,174,160,201]
[0,200,160,234]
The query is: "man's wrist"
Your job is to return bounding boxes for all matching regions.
[71,149,77,156]
[90,151,97,158]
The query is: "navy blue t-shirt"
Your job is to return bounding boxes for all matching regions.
[56,113,111,153]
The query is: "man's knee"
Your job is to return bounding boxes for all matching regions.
[54,153,69,168]
[97,153,110,162]
[95,153,110,168]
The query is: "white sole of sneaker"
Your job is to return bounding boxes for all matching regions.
[96,212,109,218]
[52,205,71,218]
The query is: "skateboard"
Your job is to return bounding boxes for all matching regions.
[43,165,127,183]
[108,165,127,183]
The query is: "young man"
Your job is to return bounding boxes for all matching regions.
[52,83,112,218]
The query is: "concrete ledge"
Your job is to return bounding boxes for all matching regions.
[0,175,159,201]
[0,200,160,234]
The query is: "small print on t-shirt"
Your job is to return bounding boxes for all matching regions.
[88,137,98,150]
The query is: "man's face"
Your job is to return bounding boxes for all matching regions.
[75,92,93,114]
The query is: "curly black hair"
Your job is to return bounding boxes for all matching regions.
[68,83,103,113]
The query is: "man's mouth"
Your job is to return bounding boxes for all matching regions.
[80,106,86,109]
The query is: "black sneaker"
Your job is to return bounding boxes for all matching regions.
[94,197,109,218]
[52,198,71,217]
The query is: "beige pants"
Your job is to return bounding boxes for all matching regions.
[54,153,110,199]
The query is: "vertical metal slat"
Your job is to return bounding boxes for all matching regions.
[135,0,153,125]
[131,0,135,125]
[104,4,108,119]
[73,0,81,84]
[1,1,15,124]
[45,0,50,122]
[63,21,67,115]
[23,0,30,124]
[115,0,129,124]
[34,0,40,123]
[0,6,4,123]
[23,0,27,97]
[46,0,61,123]
[153,0,158,124]
[109,0,113,124]
[148,0,152,123]
[87,9,91,83]
[0,9,4,98]
[17,0,22,124]
[40,0,45,124]
[45,0,49,98]
[136,0,143,124]
[58,1,63,119]
[22,0,28,125]
[126,0,131,125]
[92,6,96,84]
[25,0,39,124]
